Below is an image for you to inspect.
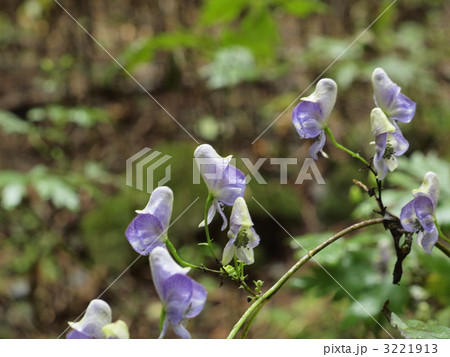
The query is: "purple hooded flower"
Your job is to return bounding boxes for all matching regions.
[400,172,440,254]
[372,68,416,123]
[125,186,173,255]
[370,108,409,180]
[222,197,260,265]
[150,247,207,339]
[194,144,246,230]
[292,78,337,160]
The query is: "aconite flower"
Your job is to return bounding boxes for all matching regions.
[400,172,440,254]
[292,78,337,160]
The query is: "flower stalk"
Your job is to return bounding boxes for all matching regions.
[324,126,370,167]
[227,217,385,338]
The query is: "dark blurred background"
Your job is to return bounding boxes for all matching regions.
[1,0,449,338]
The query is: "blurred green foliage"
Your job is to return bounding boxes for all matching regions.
[1,0,450,339]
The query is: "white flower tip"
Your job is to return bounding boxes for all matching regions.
[413,171,440,202]
[138,186,174,214]
[372,67,388,84]
[370,108,395,136]
[230,197,253,227]
[320,150,329,159]
[194,144,219,159]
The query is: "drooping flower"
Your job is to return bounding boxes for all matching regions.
[400,172,440,254]
[370,108,409,180]
[222,197,260,265]
[66,299,112,339]
[66,299,130,339]
[292,78,338,160]
[125,186,173,255]
[194,144,246,230]
[372,68,416,123]
[149,247,207,339]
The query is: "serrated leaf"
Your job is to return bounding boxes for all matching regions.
[388,312,450,339]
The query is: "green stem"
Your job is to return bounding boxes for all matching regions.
[324,126,370,167]
[232,256,257,296]
[240,301,267,339]
[435,241,450,258]
[435,220,450,244]
[204,193,219,263]
[166,239,198,269]
[166,238,222,273]
[227,217,384,339]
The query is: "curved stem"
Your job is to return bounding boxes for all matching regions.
[166,238,222,273]
[227,217,384,339]
[240,301,267,339]
[166,239,198,269]
[435,240,450,258]
[204,193,219,263]
[435,220,450,244]
[324,126,370,167]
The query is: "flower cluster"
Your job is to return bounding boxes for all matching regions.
[370,68,416,179]
[400,172,440,254]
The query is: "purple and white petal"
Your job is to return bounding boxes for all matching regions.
[400,199,418,232]
[389,123,409,156]
[221,239,236,265]
[194,144,232,194]
[292,101,323,139]
[149,247,190,301]
[417,227,438,254]
[235,246,255,265]
[388,92,416,123]
[185,280,208,319]
[171,323,191,339]
[136,186,173,231]
[301,78,337,121]
[309,131,326,160]
[68,299,112,339]
[126,214,165,255]
[66,330,92,339]
[414,196,435,233]
[163,274,193,325]
[216,201,229,231]
[413,171,440,208]
[372,68,416,123]
[247,227,261,249]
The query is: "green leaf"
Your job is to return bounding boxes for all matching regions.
[1,182,27,210]
[274,0,327,18]
[32,175,80,211]
[0,110,33,134]
[199,46,257,89]
[200,0,249,26]
[388,312,450,339]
